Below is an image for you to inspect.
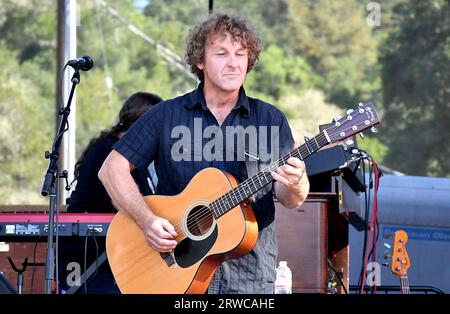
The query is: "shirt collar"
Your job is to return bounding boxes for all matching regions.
[185,82,250,117]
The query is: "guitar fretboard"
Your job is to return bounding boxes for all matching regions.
[210,131,329,218]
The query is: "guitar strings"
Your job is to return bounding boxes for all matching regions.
[400,276,410,294]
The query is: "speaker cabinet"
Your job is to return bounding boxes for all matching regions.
[275,192,348,293]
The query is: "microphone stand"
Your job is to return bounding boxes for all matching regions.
[41,69,80,294]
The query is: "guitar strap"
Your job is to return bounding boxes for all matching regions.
[239,113,273,204]
[212,112,275,204]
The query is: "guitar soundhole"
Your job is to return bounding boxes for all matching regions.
[186,205,214,237]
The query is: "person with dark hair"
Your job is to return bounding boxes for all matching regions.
[69,92,163,213]
[59,92,163,294]
[99,12,309,294]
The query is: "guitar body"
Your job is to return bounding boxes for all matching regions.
[106,167,258,294]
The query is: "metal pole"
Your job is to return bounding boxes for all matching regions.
[61,0,77,203]
[56,0,65,175]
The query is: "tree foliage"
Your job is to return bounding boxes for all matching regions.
[0,0,448,203]
[380,0,450,176]
[0,44,53,203]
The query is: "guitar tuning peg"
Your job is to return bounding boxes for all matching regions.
[383,243,392,249]
[371,126,378,133]
[358,102,365,107]
[384,250,392,259]
[345,139,354,146]
[332,115,342,123]
[359,132,364,139]
[346,109,354,115]
[382,262,390,267]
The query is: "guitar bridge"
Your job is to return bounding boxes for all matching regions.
[160,252,176,267]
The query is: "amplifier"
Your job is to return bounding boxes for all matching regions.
[306,144,365,193]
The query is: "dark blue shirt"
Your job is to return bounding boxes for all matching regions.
[113,84,294,228]
[113,84,294,293]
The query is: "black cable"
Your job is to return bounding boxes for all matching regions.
[366,158,375,294]
[373,161,382,252]
[367,159,372,212]
[51,64,71,152]
[58,63,69,110]
[358,158,369,293]
[55,197,61,294]
[352,150,382,294]
[86,234,100,287]
[82,231,103,293]
[362,160,377,294]
[351,153,364,289]
[83,235,89,294]
[367,160,381,294]
[328,258,348,294]
[30,236,41,294]
[356,154,381,294]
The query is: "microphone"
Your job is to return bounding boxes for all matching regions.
[67,55,93,71]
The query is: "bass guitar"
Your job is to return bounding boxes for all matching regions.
[391,229,411,294]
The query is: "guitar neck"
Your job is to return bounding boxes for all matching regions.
[210,131,330,218]
[400,275,410,294]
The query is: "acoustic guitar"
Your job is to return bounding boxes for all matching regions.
[391,230,411,294]
[106,102,380,293]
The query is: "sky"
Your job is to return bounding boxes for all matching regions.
[134,0,149,11]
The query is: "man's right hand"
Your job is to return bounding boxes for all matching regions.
[99,151,177,252]
[143,215,178,252]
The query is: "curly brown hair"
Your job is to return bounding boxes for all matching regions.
[185,12,263,81]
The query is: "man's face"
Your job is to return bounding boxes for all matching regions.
[197,32,248,93]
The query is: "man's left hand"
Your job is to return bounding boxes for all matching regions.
[271,156,307,194]
[271,140,310,209]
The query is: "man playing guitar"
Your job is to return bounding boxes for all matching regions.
[99,12,309,294]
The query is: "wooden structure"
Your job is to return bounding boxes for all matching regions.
[275,191,349,294]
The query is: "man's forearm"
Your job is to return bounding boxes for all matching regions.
[98,151,154,231]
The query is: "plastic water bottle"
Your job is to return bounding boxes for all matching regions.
[274,261,292,294]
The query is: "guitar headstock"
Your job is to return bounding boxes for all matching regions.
[324,102,381,143]
[391,230,410,277]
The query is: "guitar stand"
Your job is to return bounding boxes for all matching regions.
[7,256,29,294]
[65,251,107,294]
